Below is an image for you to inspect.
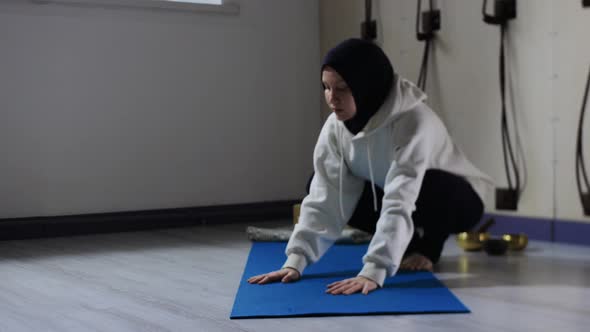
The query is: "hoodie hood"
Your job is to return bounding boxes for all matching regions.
[357,75,428,138]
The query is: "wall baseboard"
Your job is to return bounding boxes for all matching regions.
[3,205,588,247]
[483,213,590,247]
[0,200,299,240]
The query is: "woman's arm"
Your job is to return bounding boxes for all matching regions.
[283,117,365,275]
[359,114,436,287]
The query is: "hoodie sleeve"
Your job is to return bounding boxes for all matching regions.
[283,117,365,275]
[358,112,435,287]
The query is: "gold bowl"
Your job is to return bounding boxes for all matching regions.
[502,233,528,251]
[456,232,491,251]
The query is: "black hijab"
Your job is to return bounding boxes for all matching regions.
[322,38,395,135]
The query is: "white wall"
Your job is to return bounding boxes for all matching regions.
[0,0,321,218]
[553,0,590,222]
[319,0,364,121]
[320,0,590,224]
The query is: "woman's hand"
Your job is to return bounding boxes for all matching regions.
[326,276,378,295]
[247,267,301,285]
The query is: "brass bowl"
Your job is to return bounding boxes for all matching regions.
[293,203,301,224]
[502,233,528,251]
[456,232,490,251]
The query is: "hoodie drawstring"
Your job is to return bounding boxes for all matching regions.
[338,130,346,222]
[366,137,379,212]
[339,132,379,223]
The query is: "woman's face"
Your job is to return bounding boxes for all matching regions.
[322,67,357,121]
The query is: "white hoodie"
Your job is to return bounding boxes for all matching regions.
[283,76,494,287]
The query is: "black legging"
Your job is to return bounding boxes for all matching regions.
[306,169,484,264]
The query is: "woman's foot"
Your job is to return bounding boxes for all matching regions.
[400,253,433,271]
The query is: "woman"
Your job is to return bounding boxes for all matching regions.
[248,38,493,295]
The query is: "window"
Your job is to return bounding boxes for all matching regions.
[164,0,223,4]
[35,0,239,15]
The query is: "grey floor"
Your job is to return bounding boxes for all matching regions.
[1,220,589,332]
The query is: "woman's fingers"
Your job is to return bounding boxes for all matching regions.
[251,272,380,295]
[326,278,375,295]
[327,280,341,288]
[326,283,349,294]
[326,280,351,294]
[326,276,378,295]
[248,268,300,285]
[342,283,363,295]
[327,283,350,294]
[247,275,264,283]
[326,278,353,290]
[327,278,355,287]
[262,271,283,284]
[247,271,280,284]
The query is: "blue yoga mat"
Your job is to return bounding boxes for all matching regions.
[230,242,469,319]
